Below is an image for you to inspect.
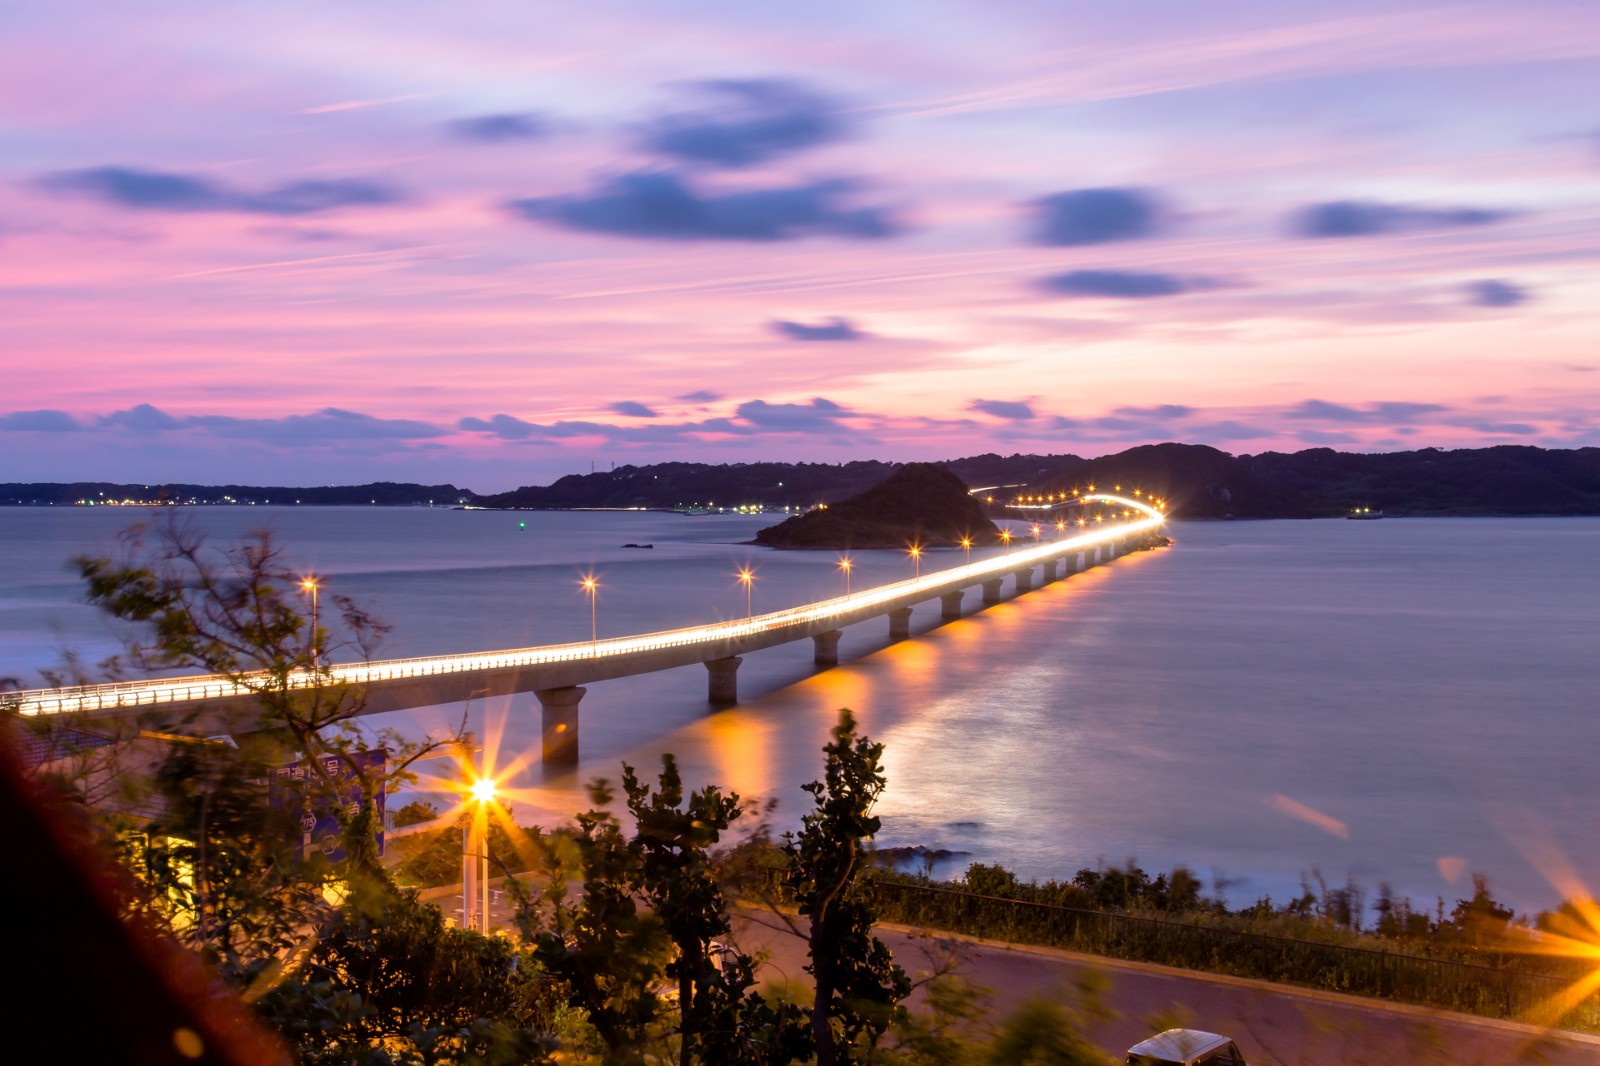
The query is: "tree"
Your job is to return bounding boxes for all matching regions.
[783,709,910,1066]
[524,779,674,1065]
[46,516,562,1062]
[623,755,810,1066]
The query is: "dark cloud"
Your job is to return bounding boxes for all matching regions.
[98,403,185,432]
[1031,187,1160,245]
[610,401,659,418]
[449,113,546,141]
[460,399,857,444]
[1287,400,1449,423]
[641,79,841,169]
[969,399,1035,421]
[43,166,399,215]
[677,390,722,403]
[1112,404,1194,420]
[1292,200,1508,238]
[1297,429,1361,444]
[509,171,899,242]
[734,397,847,431]
[772,316,863,341]
[1466,279,1529,307]
[0,409,82,432]
[1039,270,1200,298]
[188,408,446,441]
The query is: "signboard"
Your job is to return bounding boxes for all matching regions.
[270,748,387,862]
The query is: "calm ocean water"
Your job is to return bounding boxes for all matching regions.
[2,506,1596,914]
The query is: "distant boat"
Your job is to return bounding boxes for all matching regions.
[621,543,655,549]
[1348,507,1384,520]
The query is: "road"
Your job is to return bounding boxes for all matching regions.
[725,909,1600,1066]
[426,882,1600,1064]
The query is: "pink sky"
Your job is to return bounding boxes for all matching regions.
[1,1,1597,490]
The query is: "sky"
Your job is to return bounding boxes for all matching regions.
[1,0,1597,491]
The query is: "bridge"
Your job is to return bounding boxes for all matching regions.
[12,494,1165,764]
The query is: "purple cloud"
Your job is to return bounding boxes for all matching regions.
[1466,279,1529,307]
[734,397,847,430]
[641,79,842,169]
[969,399,1035,420]
[1040,270,1199,298]
[772,316,863,341]
[1031,187,1161,245]
[677,390,722,403]
[1287,400,1449,423]
[610,401,659,417]
[449,113,547,141]
[1292,200,1508,238]
[510,171,900,242]
[0,410,82,432]
[43,167,399,215]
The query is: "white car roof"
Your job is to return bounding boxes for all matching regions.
[1127,1029,1232,1060]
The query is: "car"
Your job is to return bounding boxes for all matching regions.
[1125,1028,1248,1066]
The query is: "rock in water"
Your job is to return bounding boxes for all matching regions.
[754,463,1000,549]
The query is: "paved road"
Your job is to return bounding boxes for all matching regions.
[427,883,1600,1064]
[727,910,1600,1066]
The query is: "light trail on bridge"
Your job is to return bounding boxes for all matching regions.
[11,494,1163,718]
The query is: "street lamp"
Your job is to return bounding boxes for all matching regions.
[1031,524,1042,542]
[960,536,972,566]
[908,544,922,581]
[738,567,754,620]
[838,556,853,598]
[459,736,494,934]
[1000,529,1012,547]
[300,576,320,661]
[1055,519,1066,537]
[580,574,599,651]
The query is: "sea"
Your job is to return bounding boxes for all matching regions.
[2,505,1596,916]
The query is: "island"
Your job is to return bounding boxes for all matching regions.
[753,463,1000,549]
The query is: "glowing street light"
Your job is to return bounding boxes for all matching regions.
[1000,529,1012,547]
[908,544,922,581]
[300,576,321,661]
[838,556,853,598]
[960,536,972,566]
[460,736,494,934]
[1030,523,1042,542]
[580,574,599,651]
[1055,519,1066,537]
[738,567,755,619]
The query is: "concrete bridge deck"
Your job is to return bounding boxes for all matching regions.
[11,494,1165,762]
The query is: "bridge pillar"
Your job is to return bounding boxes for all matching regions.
[536,686,585,765]
[812,630,843,666]
[705,656,742,706]
[1014,568,1034,593]
[1039,558,1059,583]
[981,578,1004,605]
[1063,552,1079,576]
[939,590,963,620]
[888,606,913,641]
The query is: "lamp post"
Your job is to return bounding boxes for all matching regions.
[1000,529,1012,548]
[460,735,493,934]
[960,536,972,566]
[907,544,922,581]
[738,568,754,620]
[300,576,320,661]
[1031,523,1042,543]
[839,556,853,598]
[580,575,598,651]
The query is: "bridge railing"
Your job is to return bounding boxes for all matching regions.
[12,495,1162,717]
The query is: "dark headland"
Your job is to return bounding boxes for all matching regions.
[752,463,1000,549]
[3,443,1597,517]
